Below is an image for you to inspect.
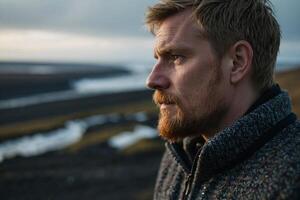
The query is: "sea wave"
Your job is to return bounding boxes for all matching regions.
[0,112,150,163]
[108,125,157,150]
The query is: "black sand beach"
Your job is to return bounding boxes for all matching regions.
[0,62,299,200]
[0,61,163,200]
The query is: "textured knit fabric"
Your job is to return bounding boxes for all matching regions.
[153,88,300,200]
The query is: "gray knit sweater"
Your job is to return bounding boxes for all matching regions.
[154,88,299,200]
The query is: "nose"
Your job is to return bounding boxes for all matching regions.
[146,63,170,90]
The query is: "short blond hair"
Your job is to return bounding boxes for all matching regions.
[146,0,281,91]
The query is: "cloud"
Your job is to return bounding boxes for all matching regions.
[0,0,157,37]
[0,30,154,63]
[272,0,300,40]
[0,0,298,63]
[0,0,298,39]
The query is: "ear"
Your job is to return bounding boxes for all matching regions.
[228,40,253,84]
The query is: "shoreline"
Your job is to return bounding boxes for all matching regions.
[0,64,299,200]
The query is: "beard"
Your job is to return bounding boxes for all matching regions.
[153,71,227,142]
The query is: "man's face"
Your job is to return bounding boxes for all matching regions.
[146,9,230,142]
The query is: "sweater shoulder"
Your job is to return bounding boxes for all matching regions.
[231,120,300,198]
[254,119,300,170]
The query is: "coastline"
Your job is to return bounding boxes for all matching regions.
[0,65,299,200]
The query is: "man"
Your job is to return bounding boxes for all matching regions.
[145,0,299,199]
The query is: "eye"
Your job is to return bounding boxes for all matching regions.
[170,55,184,65]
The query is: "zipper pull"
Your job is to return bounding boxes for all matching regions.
[183,174,192,199]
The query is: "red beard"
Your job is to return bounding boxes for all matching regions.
[153,90,227,142]
[153,91,197,142]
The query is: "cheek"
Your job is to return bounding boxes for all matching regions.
[181,57,217,85]
[177,69,215,101]
[172,58,219,109]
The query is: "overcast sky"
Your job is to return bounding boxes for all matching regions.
[0,0,299,64]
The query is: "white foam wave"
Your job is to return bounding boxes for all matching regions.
[108,125,157,150]
[0,121,87,162]
[0,90,77,109]
[0,112,148,162]
[0,67,149,109]
[72,72,148,94]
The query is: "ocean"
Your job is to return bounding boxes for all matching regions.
[0,61,156,163]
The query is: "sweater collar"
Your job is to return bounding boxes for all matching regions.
[167,85,294,179]
[195,88,293,180]
[245,84,281,115]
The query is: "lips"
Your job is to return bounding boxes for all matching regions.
[153,91,179,107]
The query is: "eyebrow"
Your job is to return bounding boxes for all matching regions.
[154,47,171,59]
[154,44,193,59]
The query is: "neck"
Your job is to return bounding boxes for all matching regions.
[202,83,260,142]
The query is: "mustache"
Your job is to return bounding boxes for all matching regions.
[153,91,180,106]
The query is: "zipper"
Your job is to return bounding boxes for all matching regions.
[166,143,191,173]
[182,174,192,200]
[182,146,203,200]
[166,142,204,200]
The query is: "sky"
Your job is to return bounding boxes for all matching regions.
[0,0,299,65]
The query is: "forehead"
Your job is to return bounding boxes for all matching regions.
[154,9,206,51]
